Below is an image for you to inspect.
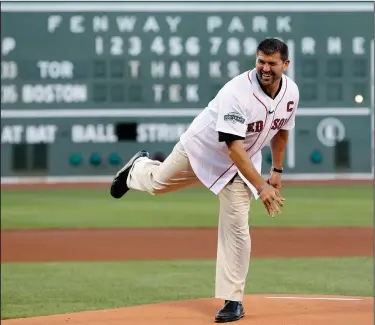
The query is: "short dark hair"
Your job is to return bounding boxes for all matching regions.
[257,38,289,62]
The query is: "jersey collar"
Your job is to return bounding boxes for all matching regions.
[250,69,286,104]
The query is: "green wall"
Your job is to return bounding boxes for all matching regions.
[1,2,373,178]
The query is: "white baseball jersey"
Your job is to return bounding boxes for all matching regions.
[180,68,299,199]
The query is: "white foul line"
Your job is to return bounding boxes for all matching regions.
[266,296,363,301]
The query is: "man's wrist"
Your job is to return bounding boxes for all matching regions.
[255,180,268,192]
[271,166,283,173]
[257,183,268,195]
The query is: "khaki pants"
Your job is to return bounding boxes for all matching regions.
[127,142,252,301]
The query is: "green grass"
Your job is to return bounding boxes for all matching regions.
[1,257,372,319]
[1,185,373,229]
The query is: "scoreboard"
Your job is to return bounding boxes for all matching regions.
[1,2,374,181]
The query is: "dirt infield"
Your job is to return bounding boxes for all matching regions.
[3,295,374,325]
[1,227,373,262]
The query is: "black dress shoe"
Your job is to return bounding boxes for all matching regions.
[215,300,244,323]
[110,150,149,199]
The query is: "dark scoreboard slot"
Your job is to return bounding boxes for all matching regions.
[115,122,137,141]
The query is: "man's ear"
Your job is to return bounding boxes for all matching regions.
[283,60,290,72]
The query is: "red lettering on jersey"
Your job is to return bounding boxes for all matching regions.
[247,122,255,132]
[287,101,294,112]
[271,118,288,131]
[247,120,264,133]
[271,118,280,130]
[255,121,264,132]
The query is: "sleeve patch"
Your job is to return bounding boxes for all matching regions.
[223,112,245,124]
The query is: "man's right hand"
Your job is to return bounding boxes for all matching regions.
[258,183,285,217]
[224,140,285,217]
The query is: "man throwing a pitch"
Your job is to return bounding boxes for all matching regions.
[110,38,299,323]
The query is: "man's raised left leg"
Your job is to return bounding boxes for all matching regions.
[110,142,199,198]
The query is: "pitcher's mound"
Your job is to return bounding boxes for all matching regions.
[3,294,373,325]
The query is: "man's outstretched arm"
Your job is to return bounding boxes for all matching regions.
[268,129,288,189]
[270,129,288,170]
